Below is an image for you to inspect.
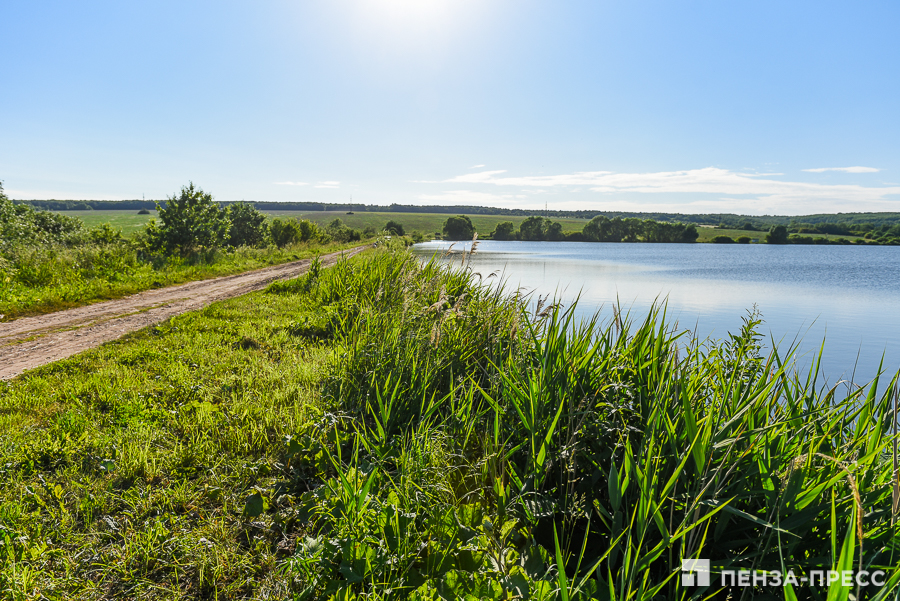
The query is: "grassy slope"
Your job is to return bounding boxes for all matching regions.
[2,248,898,600]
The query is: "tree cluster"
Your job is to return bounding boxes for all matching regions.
[485,215,699,243]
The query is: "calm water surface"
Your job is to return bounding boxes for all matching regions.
[411,241,900,386]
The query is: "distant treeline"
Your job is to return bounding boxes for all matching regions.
[16,199,900,229]
[440,215,699,243]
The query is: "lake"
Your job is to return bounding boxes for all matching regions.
[411,241,900,388]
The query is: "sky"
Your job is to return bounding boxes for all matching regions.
[1,0,898,215]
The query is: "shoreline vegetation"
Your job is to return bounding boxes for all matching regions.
[0,246,898,599]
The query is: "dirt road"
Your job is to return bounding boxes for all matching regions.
[0,246,369,380]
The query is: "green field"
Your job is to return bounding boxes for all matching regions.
[62,209,157,236]
[64,210,592,239]
[58,209,870,243]
[1,248,898,598]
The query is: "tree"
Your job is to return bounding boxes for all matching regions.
[270,218,299,247]
[226,202,268,248]
[271,218,323,247]
[491,221,515,240]
[442,215,475,240]
[518,216,547,241]
[546,221,564,240]
[383,220,405,236]
[583,216,611,242]
[766,225,789,244]
[326,218,361,243]
[147,182,229,255]
[681,224,699,243]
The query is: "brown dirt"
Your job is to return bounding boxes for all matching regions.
[0,246,369,380]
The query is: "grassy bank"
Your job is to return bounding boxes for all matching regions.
[1,247,898,599]
[0,241,366,321]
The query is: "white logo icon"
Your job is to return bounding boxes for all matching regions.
[682,559,710,587]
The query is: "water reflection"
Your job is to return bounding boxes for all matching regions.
[411,240,900,386]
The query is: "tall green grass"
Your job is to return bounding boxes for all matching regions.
[273,250,900,599]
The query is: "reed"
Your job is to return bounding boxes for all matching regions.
[278,249,900,599]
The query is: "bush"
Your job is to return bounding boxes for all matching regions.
[226,202,268,248]
[711,235,735,243]
[137,209,150,215]
[89,223,124,244]
[766,224,789,244]
[326,218,362,243]
[145,182,229,256]
[1,183,88,251]
[736,236,751,244]
[491,221,515,240]
[442,215,475,240]
[271,218,323,247]
[383,220,405,236]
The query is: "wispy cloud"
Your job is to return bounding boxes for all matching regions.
[274,181,308,186]
[470,164,485,168]
[802,166,880,173]
[439,167,900,204]
[314,181,340,189]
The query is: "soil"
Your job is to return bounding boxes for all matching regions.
[0,246,369,380]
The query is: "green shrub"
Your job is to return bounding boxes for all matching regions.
[442,215,475,240]
[384,220,405,236]
[226,202,268,248]
[145,182,229,255]
[491,221,516,240]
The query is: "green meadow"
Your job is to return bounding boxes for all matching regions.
[54,209,868,243]
[1,247,898,599]
[60,210,158,237]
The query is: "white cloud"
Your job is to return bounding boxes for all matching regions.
[470,164,485,168]
[314,181,340,189]
[274,181,308,186]
[439,167,900,205]
[802,166,880,173]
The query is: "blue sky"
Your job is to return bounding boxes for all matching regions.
[2,1,898,215]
